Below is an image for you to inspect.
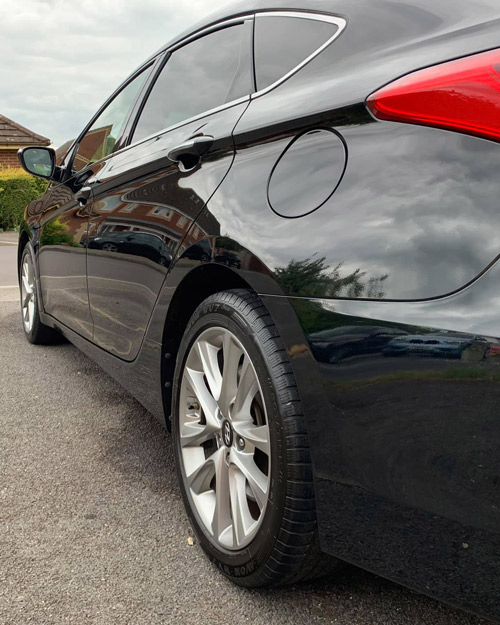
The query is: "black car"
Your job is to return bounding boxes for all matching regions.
[180,238,212,262]
[214,250,242,269]
[381,334,474,359]
[17,1,500,620]
[87,230,172,267]
[309,325,407,363]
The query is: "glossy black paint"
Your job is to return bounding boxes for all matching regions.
[84,101,246,359]
[261,276,500,620]
[36,181,96,340]
[19,0,500,621]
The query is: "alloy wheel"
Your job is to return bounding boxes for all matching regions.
[179,327,271,550]
[101,243,118,252]
[21,254,36,334]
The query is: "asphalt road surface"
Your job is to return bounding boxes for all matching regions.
[0,231,18,288]
[0,258,493,624]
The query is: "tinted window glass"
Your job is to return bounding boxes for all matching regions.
[73,67,150,171]
[132,23,252,142]
[254,15,338,91]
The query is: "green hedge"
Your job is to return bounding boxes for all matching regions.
[0,168,48,230]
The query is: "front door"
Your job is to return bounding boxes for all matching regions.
[37,65,152,339]
[37,182,93,339]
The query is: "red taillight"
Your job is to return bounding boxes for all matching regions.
[366,48,500,143]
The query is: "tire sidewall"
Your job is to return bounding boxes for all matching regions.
[172,295,288,582]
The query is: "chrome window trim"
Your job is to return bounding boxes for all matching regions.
[62,59,158,173]
[95,11,346,162]
[251,12,347,98]
[114,95,251,159]
[167,14,253,54]
[122,16,254,154]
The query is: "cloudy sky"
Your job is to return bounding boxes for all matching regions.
[1,0,233,147]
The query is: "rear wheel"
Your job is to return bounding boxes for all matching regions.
[20,244,62,345]
[172,289,342,587]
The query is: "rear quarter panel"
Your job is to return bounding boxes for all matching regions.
[173,1,500,619]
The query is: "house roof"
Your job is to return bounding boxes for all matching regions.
[0,114,50,147]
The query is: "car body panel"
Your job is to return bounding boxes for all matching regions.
[36,182,94,340]
[194,1,500,300]
[259,258,500,620]
[84,101,247,360]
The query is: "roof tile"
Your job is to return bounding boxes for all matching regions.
[0,114,50,146]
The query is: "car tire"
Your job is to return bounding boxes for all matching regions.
[172,288,342,587]
[20,244,62,345]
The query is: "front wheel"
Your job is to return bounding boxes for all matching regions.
[20,244,62,345]
[172,289,342,587]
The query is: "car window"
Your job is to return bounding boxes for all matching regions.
[254,14,339,91]
[132,23,252,143]
[136,233,161,245]
[73,66,151,172]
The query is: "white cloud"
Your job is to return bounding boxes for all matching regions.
[0,0,233,146]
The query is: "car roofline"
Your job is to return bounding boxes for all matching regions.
[137,1,344,70]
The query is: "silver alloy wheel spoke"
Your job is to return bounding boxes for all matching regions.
[186,452,217,493]
[180,420,217,447]
[229,464,255,548]
[211,447,232,543]
[218,332,243,415]
[195,339,223,400]
[232,356,259,420]
[179,326,271,550]
[230,447,268,510]
[21,256,35,333]
[22,275,31,298]
[28,299,35,326]
[184,366,218,427]
[232,421,270,456]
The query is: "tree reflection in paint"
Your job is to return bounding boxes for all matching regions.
[274,255,388,299]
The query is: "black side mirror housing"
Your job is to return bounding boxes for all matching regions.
[17,146,61,182]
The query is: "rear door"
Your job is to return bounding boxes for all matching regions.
[85,17,254,360]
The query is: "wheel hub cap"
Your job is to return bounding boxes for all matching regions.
[221,419,233,448]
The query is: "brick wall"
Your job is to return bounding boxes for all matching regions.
[0,149,21,169]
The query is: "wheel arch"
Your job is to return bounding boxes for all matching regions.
[159,263,253,429]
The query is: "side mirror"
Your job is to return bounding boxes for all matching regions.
[18,146,57,180]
